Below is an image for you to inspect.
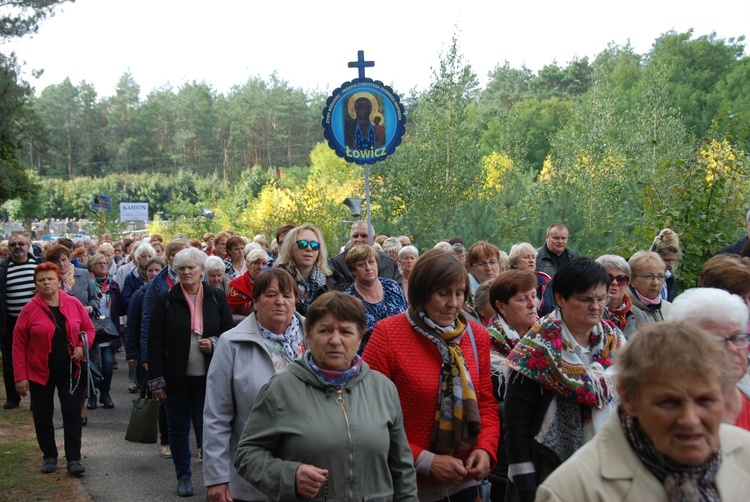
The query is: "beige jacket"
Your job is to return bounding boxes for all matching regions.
[537,411,750,502]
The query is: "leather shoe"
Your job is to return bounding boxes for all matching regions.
[177,474,193,497]
[81,416,88,426]
[67,460,85,476]
[100,393,114,409]
[3,401,19,410]
[41,458,58,473]
[86,395,97,410]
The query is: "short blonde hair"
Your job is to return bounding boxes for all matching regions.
[628,251,665,276]
[508,243,536,268]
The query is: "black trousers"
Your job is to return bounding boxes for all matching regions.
[1,316,21,405]
[29,370,84,461]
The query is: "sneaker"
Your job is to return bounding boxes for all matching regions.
[160,444,172,458]
[67,460,85,476]
[177,474,193,497]
[41,458,58,474]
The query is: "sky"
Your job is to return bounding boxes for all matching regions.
[2,0,749,99]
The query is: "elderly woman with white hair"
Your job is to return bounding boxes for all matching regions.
[148,247,235,497]
[226,248,270,319]
[668,287,750,430]
[204,256,226,291]
[626,251,671,322]
[509,242,552,316]
[596,254,647,339]
[121,242,156,307]
[382,236,402,261]
[397,245,418,299]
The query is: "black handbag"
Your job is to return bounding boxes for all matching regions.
[91,307,119,345]
[125,375,159,444]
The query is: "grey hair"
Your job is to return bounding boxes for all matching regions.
[474,280,493,309]
[246,248,270,265]
[433,241,452,252]
[508,243,536,267]
[351,220,375,238]
[204,256,225,274]
[399,245,419,259]
[382,237,402,253]
[451,243,467,254]
[667,287,749,331]
[596,254,631,277]
[244,242,262,255]
[173,247,207,280]
[134,243,156,261]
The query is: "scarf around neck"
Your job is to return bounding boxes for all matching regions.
[181,282,204,336]
[606,294,633,331]
[305,351,363,390]
[258,315,303,364]
[618,406,721,502]
[504,310,623,409]
[408,308,481,455]
[631,285,663,308]
[91,273,111,308]
[63,268,75,293]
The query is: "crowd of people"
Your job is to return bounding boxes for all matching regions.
[2,214,750,501]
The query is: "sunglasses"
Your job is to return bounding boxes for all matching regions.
[8,242,27,247]
[296,240,320,251]
[608,274,630,285]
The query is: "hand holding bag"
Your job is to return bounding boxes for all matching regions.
[125,375,160,444]
[91,307,119,345]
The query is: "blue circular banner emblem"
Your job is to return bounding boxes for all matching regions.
[322,78,406,165]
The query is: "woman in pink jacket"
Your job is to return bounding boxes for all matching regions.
[13,262,95,476]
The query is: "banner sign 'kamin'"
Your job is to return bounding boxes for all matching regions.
[322,51,406,165]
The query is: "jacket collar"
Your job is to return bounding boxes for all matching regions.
[288,355,370,390]
[597,411,750,500]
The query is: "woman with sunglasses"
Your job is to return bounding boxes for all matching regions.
[596,255,648,339]
[273,223,335,316]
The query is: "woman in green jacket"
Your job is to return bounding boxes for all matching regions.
[234,291,417,501]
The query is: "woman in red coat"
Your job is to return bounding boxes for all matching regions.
[13,262,95,476]
[364,248,500,501]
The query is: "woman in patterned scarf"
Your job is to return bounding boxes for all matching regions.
[538,321,750,501]
[364,248,500,502]
[273,223,335,316]
[503,258,626,502]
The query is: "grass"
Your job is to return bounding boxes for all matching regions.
[0,367,90,501]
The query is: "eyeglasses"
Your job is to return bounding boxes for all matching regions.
[8,242,27,247]
[608,274,630,286]
[637,274,666,282]
[573,295,612,307]
[296,240,320,251]
[93,261,108,266]
[472,259,499,268]
[715,333,750,350]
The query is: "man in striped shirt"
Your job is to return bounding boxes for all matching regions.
[1,234,41,409]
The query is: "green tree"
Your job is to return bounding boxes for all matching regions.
[106,71,141,174]
[0,0,73,39]
[0,52,34,204]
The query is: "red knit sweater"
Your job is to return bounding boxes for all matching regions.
[363,312,500,484]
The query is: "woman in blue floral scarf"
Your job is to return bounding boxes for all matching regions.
[502,258,626,502]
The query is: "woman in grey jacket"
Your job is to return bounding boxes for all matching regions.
[234,291,418,501]
[203,268,307,502]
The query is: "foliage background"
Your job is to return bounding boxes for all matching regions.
[2,19,750,288]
